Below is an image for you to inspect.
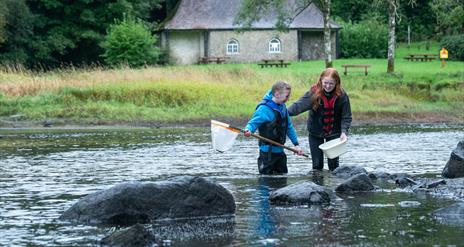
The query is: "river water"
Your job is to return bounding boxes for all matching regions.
[0,124,463,246]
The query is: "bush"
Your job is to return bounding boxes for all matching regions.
[339,20,388,58]
[101,17,160,67]
[441,35,464,61]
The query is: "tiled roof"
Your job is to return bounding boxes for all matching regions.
[163,0,341,30]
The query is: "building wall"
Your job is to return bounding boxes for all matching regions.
[164,31,203,64]
[208,30,299,62]
[300,31,337,60]
[163,29,338,64]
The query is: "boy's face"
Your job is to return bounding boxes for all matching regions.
[273,89,290,104]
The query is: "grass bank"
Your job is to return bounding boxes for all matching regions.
[0,42,463,126]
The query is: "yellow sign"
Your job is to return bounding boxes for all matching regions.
[440,48,448,59]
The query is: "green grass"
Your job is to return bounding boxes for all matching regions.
[0,42,463,126]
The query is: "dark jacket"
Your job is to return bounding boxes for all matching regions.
[245,90,299,153]
[288,89,352,138]
[257,102,288,147]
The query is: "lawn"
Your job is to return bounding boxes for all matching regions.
[0,42,463,126]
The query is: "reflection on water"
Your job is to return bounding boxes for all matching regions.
[0,125,463,246]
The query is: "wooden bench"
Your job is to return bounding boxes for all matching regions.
[199,56,228,64]
[341,64,371,76]
[404,54,436,62]
[258,59,291,68]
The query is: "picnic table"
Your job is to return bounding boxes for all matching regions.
[404,54,436,62]
[258,59,291,68]
[199,56,228,64]
[341,64,371,76]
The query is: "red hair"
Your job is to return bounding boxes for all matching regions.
[310,68,343,111]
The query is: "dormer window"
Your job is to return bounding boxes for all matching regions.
[269,38,281,53]
[227,39,239,54]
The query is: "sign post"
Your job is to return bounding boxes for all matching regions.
[440,47,448,68]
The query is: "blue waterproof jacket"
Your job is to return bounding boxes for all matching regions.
[245,90,299,153]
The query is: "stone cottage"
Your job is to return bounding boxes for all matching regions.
[160,0,341,65]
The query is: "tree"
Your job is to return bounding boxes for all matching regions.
[1,0,173,68]
[101,17,160,67]
[430,0,464,36]
[387,0,398,73]
[332,0,372,23]
[0,2,6,45]
[0,0,33,65]
[373,0,415,73]
[321,0,333,68]
[397,0,435,41]
[235,0,334,68]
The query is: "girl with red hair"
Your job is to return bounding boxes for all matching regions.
[288,68,352,171]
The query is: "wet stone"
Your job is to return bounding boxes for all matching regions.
[442,141,464,178]
[432,202,464,225]
[332,165,367,179]
[335,174,375,193]
[390,173,414,181]
[370,172,391,181]
[395,177,417,188]
[398,201,421,208]
[269,181,334,205]
[59,176,236,226]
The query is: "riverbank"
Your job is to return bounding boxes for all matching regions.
[1,111,463,129]
[1,44,463,126]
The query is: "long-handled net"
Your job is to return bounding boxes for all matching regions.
[210,120,308,157]
[211,120,241,152]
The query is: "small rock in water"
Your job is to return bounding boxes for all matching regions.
[256,238,281,245]
[426,179,446,189]
[42,120,53,127]
[398,201,421,208]
[360,203,395,208]
[395,177,417,188]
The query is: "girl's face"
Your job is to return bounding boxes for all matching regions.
[321,76,336,93]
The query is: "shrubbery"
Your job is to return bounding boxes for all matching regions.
[441,35,464,61]
[101,17,160,67]
[339,20,388,58]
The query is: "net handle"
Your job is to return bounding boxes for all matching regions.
[228,124,309,158]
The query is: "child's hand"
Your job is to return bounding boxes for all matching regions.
[294,145,304,156]
[244,130,251,137]
[340,132,347,141]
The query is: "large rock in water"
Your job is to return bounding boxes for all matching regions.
[332,165,367,179]
[442,141,464,178]
[269,181,335,205]
[432,202,464,225]
[335,174,375,193]
[59,176,235,226]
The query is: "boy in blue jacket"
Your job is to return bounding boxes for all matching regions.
[244,81,303,174]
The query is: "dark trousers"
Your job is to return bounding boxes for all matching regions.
[257,151,288,174]
[309,135,339,171]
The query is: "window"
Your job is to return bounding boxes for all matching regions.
[227,39,239,54]
[269,38,281,53]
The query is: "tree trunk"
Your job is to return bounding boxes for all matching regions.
[387,1,396,73]
[323,0,332,68]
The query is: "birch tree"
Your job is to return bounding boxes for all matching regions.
[321,0,332,68]
[387,0,397,73]
[235,0,334,68]
[376,0,415,73]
